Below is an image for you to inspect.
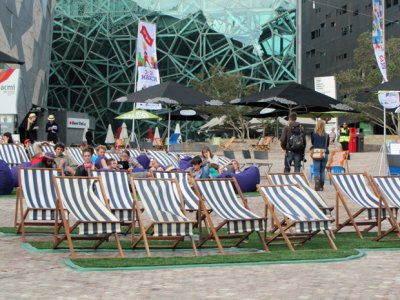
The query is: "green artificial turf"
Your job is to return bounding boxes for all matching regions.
[0,188,17,198]
[23,231,400,269]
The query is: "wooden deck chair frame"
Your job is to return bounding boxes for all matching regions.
[92,169,139,235]
[219,137,236,151]
[258,184,337,252]
[130,178,198,257]
[52,176,124,258]
[265,172,334,236]
[193,178,269,254]
[251,136,273,151]
[15,167,64,242]
[370,175,400,241]
[331,172,392,239]
[151,170,212,241]
[326,150,349,174]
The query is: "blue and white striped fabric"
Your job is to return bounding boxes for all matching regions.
[260,185,331,233]
[0,144,24,167]
[105,152,120,161]
[373,177,400,208]
[66,147,84,165]
[168,152,193,161]
[332,174,392,219]
[268,173,331,216]
[152,171,199,210]
[195,179,263,234]
[18,145,29,162]
[132,179,193,237]
[41,144,55,155]
[92,170,133,221]
[27,145,36,158]
[54,177,121,235]
[148,150,179,168]
[19,168,61,220]
[127,149,141,158]
[218,156,231,166]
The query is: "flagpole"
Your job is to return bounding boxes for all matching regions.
[132,22,140,149]
[383,1,386,174]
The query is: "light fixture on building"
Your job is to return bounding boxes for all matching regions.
[312,1,316,9]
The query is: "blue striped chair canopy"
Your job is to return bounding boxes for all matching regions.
[259,185,331,232]
[267,173,331,214]
[152,171,199,210]
[41,144,56,155]
[0,144,28,167]
[66,147,84,165]
[331,173,380,209]
[168,152,194,161]
[218,156,231,166]
[373,176,400,208]
[195,178,263,234]
[127,149,141,158]
[92,170,133,221]
[18,168,64,222]
[131,178,193,237]
[104,152,120,161]
[53,176,120,235]
[147,150,179,168]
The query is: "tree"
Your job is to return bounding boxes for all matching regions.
[336,32,400,134]
[191,66,258,140]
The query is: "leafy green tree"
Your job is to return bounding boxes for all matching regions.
[191,66,258,140]
[336,31,400,134]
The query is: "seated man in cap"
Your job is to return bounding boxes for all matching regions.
[46,114,59,144]
[32,152,57,169]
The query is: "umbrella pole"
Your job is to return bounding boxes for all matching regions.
[185,119,188,143]
[131,103,138,149]
[167,108,171,151]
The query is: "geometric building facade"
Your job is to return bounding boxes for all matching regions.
[0,0,55,138]
[48,0,297,141]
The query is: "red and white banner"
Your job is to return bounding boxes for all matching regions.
[0,67,20,114]
[136,21,160,91]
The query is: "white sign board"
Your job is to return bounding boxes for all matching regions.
[314,76,337,99]
[136,102,162,110]
[0,68,20,114]
[67,118,90,129]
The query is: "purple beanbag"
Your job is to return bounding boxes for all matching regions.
[11,162,32,187]
[233,166,260,193]
[0,160,13,195]
[136,154,150,169]
[178,156,192,171]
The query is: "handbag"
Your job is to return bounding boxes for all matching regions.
[310,134,328,161]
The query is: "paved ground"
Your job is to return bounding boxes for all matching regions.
[1,145,399,299]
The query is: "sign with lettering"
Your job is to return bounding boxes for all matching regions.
[0,68,20,114]
[67,118,90,129]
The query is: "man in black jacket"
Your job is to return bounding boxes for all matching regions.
[280,112,306,173]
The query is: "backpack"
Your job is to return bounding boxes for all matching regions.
[286,125,305,152]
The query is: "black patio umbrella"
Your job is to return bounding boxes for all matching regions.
[244,107,289,118]
[0,51,24,65]
[114,81,220,150]
[232,83,354,113]
[167,109,209,142]
[368,76,400,92]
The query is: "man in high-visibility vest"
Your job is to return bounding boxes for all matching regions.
[339,122,350,159]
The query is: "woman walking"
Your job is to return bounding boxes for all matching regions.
[311,120,329,191]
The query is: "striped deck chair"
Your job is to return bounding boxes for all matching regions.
[147,150,179,168]
[127,148,141,158]
[194,178,269,254]
[15,168,64,241]
[258,185,336,251]
[0,144,26,168]
[105,152,120,161]
[266,172,333,216]
[92,170,136,232]
[41,144,56,155]
[66,147,84,165]
[331,173,397,239]
[168,152,193,161]
[130,178,198,256]
[52,176,124,258]
[371,176,400,241]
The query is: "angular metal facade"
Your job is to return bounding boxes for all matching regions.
[48,1,297,140]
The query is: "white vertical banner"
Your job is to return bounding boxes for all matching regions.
[136,21,160,91]
[0,68,20,114]
[372,0,387,81]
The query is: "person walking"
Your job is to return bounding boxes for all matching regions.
[280,112,306,173]
[311,120,330,191]
[339,122,350,159]
[46,115,59,144]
